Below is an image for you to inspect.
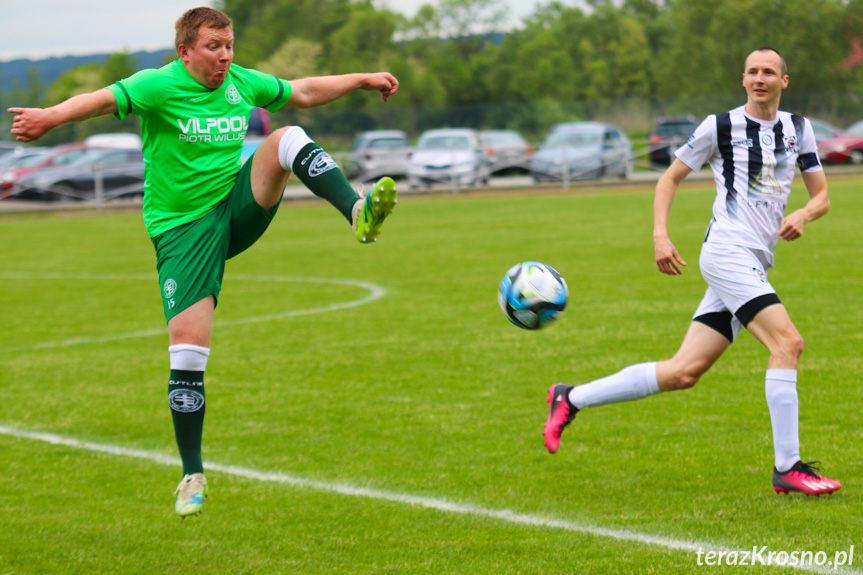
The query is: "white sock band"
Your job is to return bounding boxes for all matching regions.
[765,369,800,472]
[169,344,211,372]
[277,126,314,171]
[568,362,659,410]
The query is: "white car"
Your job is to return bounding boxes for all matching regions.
[408,128,491,188]
[344,130,411,182]
[83,133,143,149]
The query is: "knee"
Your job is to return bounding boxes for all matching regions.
[662,358,712,391]
[666,372,701,391]
[792,333,805,358]
[272,126,292,140]
[779,332,805,361]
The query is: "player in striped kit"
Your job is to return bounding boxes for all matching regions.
[544,48,841,496]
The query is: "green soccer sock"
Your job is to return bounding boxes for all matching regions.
[168,370,206,476]
[291,142,358,223]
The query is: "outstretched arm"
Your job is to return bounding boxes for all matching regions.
[287,72,399,109]
[8,88,118,142]
[654,158,693,275]
[779,170,829,241]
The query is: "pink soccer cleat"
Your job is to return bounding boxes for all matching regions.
[543,384,578,454]
[772,461,841,496]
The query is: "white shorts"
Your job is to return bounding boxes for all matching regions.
[692,242,781,342]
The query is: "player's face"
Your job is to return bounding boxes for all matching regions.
[742,51,788,108]
[180,25,234,89]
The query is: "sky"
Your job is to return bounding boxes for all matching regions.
[0,0,544,62]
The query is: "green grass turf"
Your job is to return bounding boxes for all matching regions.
[1,176,861,574]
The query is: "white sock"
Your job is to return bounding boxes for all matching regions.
[169,344,211,371]
[277,126,314,171]
[568,362,660,410]
[765,369,800,472]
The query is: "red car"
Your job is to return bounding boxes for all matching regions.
[0,143,94,197]
[817,120,863,164]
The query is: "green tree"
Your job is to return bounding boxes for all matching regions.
[40,53,140,144]
[218,0,354,66]
[661,0,847,98]
[326,5,398,75]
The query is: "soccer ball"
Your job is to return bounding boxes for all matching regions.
[498,261,568,330]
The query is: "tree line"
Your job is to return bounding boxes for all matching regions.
[5,0,863,145]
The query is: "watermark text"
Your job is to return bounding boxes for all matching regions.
[696,545,854,569]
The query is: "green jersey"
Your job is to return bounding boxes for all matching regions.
[107,61,292,237]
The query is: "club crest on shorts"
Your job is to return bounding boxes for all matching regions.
[751,267,767,283]
[163,278,178,298]
[308,152,338,177]
[169,389,205,413]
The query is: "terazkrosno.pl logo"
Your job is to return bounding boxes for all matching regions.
[163,279,177,298]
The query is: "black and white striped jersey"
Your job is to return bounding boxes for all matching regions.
[675,105,821,261]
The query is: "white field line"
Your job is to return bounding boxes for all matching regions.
[0,273,385,353]
[0,425,858,574]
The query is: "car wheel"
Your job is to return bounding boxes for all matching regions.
[849,149,863,164]
[621,159,634,179]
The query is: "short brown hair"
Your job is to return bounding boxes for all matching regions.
[175,7,233,51]
[752,46,787,76]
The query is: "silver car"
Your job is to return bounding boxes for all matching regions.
[530,122,633,181]
[13,148,145,201]
[408,128,491,188]
[343,130,411,182]
[479,129,532,175]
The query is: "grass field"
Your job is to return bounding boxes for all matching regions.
[1,176,861,574]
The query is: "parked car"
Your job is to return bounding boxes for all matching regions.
[818,120,863,164]
[0,143,94,196]
[13,148,145,201]
[809,118,843,143]
[0,148,52,198]
[0,141,20,160]
[0,147,49,170]
[407,128,491,188]
[530,122,633,181]
[648,115,697,166]
[344,130,411,181]
[478,129,532,175]
[83,133,143,149]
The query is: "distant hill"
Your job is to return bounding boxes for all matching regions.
[0,49,176,93]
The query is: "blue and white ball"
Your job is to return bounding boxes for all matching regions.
[498,261,568,330]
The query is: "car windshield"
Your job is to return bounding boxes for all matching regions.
[481,132,524,145]
[418,135,471,150]
[49,149,89,166]
[367,137,407,150]
[3,151,51,168]
[545,130,601,147]
[844,120,863,136]
[654,122,695,136]
[67,149,123,166]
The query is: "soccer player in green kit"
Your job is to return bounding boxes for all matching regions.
[9,7,399,517]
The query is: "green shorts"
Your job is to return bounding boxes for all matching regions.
[151,155,281,323]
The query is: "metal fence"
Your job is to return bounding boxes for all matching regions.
[1,163,145,207]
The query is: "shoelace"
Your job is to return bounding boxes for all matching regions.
[794,461,823,478]
[175,475,198,495]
